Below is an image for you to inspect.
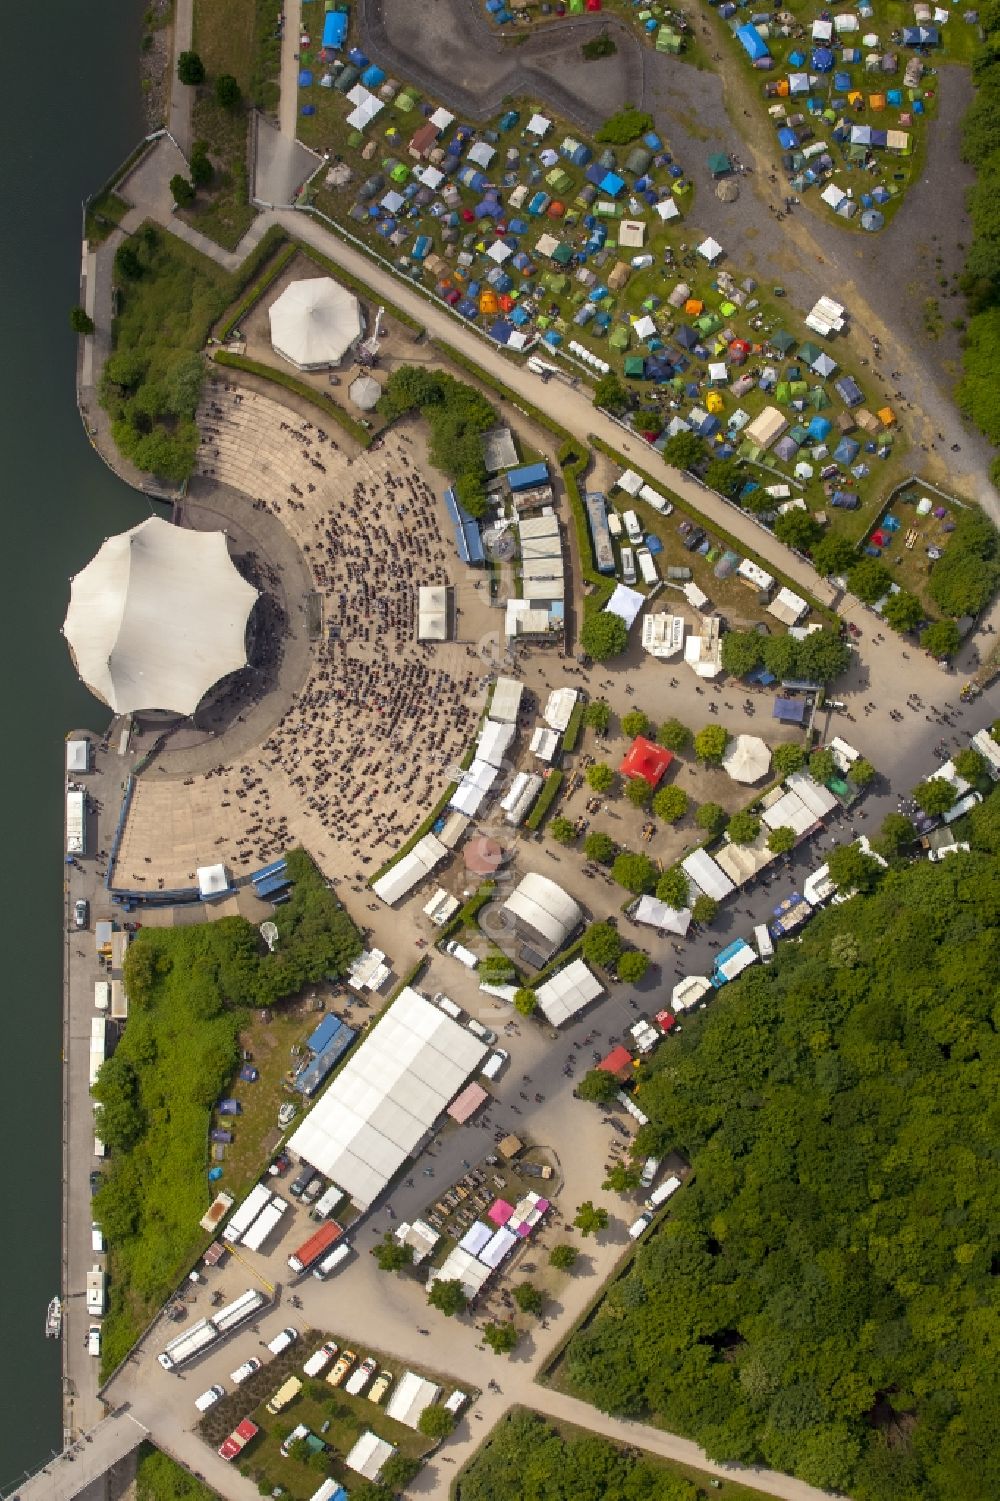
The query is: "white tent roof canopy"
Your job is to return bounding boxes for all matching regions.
[269,276,364,369]
[63,517,258,717]
[503,871,582,954]
[287,988,488,1207]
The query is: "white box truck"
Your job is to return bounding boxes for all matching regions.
[241,1199,287,1252]
[222,1182,272,1245]
[212,1288,266,1334]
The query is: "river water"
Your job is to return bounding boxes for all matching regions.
[0,1,147,1481]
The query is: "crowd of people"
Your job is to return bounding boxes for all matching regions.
[193,391,485,870]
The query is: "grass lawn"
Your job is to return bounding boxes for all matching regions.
[181,0,283,250]
[865,480,969,616]
[135,1441,216,1501]
[85,190,131,244]
[112,224,233,376]
[199,1329,443,1496]
[179,96,257,251]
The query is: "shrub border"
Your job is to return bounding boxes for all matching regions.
[211,350,373,445]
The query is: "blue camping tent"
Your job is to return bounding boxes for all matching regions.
[322,11,348,48]
[736,23,769,61]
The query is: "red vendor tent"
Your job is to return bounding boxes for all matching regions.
[619,735,674,788]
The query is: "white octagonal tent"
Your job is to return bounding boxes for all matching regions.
[62,517,258,717]
[269,276,364,369]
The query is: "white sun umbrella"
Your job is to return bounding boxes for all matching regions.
[722,733,772,784]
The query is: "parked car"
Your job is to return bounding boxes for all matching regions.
[73,899,89,930]
[327,1350,356,1387]
[266,1327,298,1356]
[230,1357,262,1386]
[194,1385,225,1413]
[86,1325,101,1357]
[303,1340,339,1378]
[278,1102,298,1128]
[269,1152,291,1177]
[368,1369,393,1404]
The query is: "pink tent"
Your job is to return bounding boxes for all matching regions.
[487,1199,514,1226]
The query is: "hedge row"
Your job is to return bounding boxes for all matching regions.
[218,239,297,339]
[561,700,586,754]
[525,769,565,831]
[368,781,459,886]
[211,350,373,446]
[438,880,497,943]
[559,441,617,616]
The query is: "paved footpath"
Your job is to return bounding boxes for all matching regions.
[11,1413,147,1501]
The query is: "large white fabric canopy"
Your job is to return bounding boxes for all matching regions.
[269,276,363,369]
[287,988,487,1207]
[63,518,258,716]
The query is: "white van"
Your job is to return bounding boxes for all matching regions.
[303,1341,339,1377]
[444,1389,470,1415]
[466,1017,497,1045]
[266,1326,299,1356]
[480,1048,509,1081]
[639,1156,660,1190]
[91,1222,105,1254]
[637,547,658,585]
[623,508,643,544]
[628,1212,652,1240]
[607,512,623,539]
[313,1243,352,1280]
[195,1385,225,1413]
[754,924,774,964]
[433,991,463,1020]
[621,546,637,585]
[444,939,478,970]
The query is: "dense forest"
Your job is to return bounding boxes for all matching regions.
[92,848,361,1369]
[958,0,1000,471]
[563,804,1000,1500]
[456,1411,702,1501]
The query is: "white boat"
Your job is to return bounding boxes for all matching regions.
[46,1296,62,1339]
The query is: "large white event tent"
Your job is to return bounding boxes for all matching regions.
[287,988,488,1207]
[269,276,363,369]
[62,517,258,717]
